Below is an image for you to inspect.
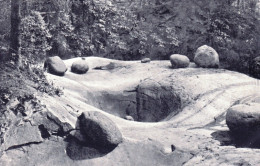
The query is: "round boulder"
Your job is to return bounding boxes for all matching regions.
[226,103,260,134]
[194,45,219,68]
[79,111,123,148]
[44,56,67,76]
[141,58,151,63]
[71,59,89,74]
[249,56,260,79]
[170,54,190,69]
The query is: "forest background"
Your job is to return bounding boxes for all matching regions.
[0,0,259,73]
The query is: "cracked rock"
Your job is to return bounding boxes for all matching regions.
[3,122,43,150]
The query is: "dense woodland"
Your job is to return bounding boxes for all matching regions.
[0,0,260,72]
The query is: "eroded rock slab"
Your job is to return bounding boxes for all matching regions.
[3,122,43,150]
[2,57,259,166]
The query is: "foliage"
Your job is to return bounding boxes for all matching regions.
[69,0,180,60]
[1,0,259,73]
[208,2,259,72]
[20,11,51,63]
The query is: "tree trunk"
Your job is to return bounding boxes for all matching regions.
[9,0,21,63]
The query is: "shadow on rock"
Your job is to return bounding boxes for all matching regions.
[211,130,260,149]
[65,122,117,160]
[65,134,117,160]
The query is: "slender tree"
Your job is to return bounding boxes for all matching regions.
[9,0,21,63]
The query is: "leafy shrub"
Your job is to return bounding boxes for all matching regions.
[20,11,51,63]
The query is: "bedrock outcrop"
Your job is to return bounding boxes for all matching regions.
[1,57,260,166]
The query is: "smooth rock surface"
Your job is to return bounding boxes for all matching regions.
[170,54,190,68]
[2,57,260,166]
[194,45,219,68]
[3,122,43,150]
[44,56,67,76]
[71,59,89,74]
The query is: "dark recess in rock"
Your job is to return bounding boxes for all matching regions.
[38,124,51,139]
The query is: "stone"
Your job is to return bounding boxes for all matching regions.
[79,111,122,148]
[141,58,151,63]
[3,122,43,150]
[194,45,219,68]
[226,103,260,134]
[249,56,260,79]
[71,59,89,74]
[170,54,190,69]
[125,115,134,121]
[44,56,67,76]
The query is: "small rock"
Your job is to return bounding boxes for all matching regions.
[44,56,67,76]
[125,115,134,121]
[79,111,123,148]
[141,58,151,63]
[226,103,260,134]
[194,45,219,68]
[71,59,89,74]
[170,54,190,69]
[171,144,176,152]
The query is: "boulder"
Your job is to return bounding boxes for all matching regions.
[226,103,260,134]
[79,111,122,148]
[141,58,151,63]
[44,56,67,76]
[125,115,134,121]
[194,45,219,68]
[170,54,190,69]
[249,56,260,79]
[71,59,89,74]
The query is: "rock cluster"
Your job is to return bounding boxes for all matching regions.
[44,56,90,76]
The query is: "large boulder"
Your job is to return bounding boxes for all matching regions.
[44,56,67,76]
[79,111,122,148]
[170,54,190,69]
[71,59,89,74]
[226,103,260,134]
[194,45,219,68]
[249,56,260,79]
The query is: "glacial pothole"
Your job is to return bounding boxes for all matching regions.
[84,81,191,122]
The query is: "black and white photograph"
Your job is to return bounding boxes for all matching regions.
[0,0,260,165]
